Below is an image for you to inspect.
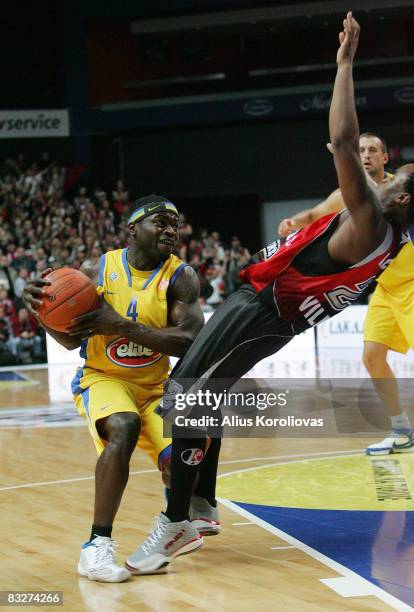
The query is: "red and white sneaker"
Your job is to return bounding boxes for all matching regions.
[125,513,203,575]
[190,494,221,536]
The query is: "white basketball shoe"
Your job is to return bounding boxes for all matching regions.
[78,537,131,582]
[365,429,414,456]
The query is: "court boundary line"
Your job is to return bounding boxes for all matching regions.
[0,363,49,372]
[219,498,413,612]
[0,468,157,491]
[0,449,362,492]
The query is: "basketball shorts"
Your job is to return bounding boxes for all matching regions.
[168,285,295,436]
[364,283,414,354]
[173,285,294,381]
[73,370,171,470]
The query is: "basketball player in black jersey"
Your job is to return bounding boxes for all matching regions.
[125,13,414,574]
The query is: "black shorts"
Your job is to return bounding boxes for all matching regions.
[172,284,295,382]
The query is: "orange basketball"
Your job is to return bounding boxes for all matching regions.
[37,268,100,332]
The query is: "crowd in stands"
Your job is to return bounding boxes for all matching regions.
[0,154,250,364]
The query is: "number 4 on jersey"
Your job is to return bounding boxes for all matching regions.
[126,297,138,322]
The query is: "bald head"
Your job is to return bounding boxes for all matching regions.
[395,164,414,224]
[396,164,414,205]
[378,162,414,227]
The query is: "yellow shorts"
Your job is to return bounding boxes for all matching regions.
[364,283,414,354]
[73,369,171,469]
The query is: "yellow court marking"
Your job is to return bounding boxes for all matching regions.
[217,454,414,511]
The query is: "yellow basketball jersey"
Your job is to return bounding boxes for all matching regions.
[78,248,187,385]
[377,239,414,291]
[373,171,414,291]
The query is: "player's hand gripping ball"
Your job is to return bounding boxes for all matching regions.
[37,268,100,332]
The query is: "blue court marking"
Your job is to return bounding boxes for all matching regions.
[235,502,414,608]
[0,371,27,382]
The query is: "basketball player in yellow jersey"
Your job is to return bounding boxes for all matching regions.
[363,233,414,455]
[278,135,414,454]
[23,195,204,582]
[278,132,393,236]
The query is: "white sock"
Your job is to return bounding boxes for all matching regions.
[391,413,411,431]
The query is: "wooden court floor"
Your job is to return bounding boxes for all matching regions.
[0,367,412,612]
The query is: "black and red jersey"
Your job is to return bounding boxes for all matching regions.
[240,212,402,332]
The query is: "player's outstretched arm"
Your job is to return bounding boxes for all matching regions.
[278,188,345,236]
[68,266,204,358]
[329,13,371,217]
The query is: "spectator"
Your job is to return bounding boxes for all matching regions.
[14,267,30,303]
[112,179,129,215]
[0,287,16,320]
[0,254,14,290]
[205,266,225,309]
[209,231,226,264]
[0,287,17,364]
[179,212,193,241]
[8,308,43,363]
[0,316,15,366]
[226,236,251,294]
[10,246,35,273]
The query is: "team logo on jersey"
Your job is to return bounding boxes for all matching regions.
[106,337,164,368]
[109,272,119,281]
[158,278,169,290]
[181,448,204,466]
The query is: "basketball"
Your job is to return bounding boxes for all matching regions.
[37,268,100,332]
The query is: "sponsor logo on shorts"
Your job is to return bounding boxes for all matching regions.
[106,336,164,368]
[181,448,204,466]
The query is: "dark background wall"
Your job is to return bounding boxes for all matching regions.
[1,1,413,248]
[91,108,414,200]
[0,3,61,109]
[89,105,413,248]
